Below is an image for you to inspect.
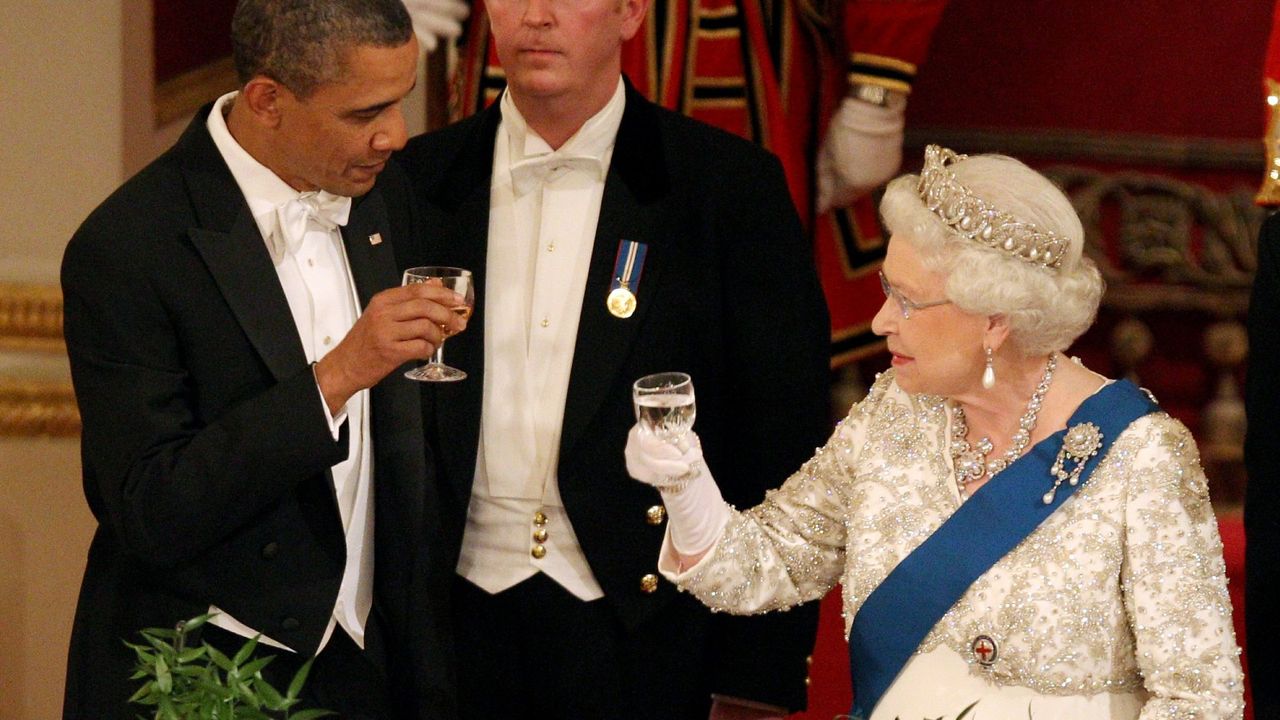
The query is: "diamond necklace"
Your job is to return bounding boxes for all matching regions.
[950,353,1057,498]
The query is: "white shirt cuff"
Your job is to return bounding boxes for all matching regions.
[311,363,347,440]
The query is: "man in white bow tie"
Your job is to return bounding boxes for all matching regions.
[396,0,831,715]
[61,2,462,718]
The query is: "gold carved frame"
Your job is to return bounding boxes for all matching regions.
[0,283,79,437]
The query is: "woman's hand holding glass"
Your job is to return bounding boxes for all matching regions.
[625,424,731,559]
[625,423,704,492]
[629,372,701,488]
[626,372,731,558]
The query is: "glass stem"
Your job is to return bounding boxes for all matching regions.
[431,338,447,366]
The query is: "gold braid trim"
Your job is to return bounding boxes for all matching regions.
[0,283,64,352]
[1258,78,1280,206]
[0,379,79,437]
[0,284,78,436]
[849,52,918,76]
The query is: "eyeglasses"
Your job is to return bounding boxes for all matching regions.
[878,270,951,319]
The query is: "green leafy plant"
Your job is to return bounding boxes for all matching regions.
[125,614,334,720]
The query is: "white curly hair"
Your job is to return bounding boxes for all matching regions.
[879,152,1104,356]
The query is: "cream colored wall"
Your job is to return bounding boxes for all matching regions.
[0,0,429,286]
[0,2,126,285]
[0,439,94,720]
[1,4,124,719]
[0,3,430,717]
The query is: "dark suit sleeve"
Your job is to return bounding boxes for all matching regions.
[61,220,345,571]
[703,147,831,710]
[1245,210,1280,717]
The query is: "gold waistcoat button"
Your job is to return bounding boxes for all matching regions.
[646,505,666,525]
[533,528,549,543]
[531,544,547,559]
[533,511,548,526]
[640,574,659,593]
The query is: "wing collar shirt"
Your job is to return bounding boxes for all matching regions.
[204,91,374,652]
[457,79,625,601]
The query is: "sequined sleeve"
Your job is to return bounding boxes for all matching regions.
[661,373,896,614]
[1120,414,1245,719]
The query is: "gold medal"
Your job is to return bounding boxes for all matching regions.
[609,240,646,319]
[607,286,637,318]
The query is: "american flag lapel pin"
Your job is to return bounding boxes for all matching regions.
[368,233,383,246]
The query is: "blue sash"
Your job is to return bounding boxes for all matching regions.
[845,380,1158,719]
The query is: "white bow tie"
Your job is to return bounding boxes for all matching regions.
[509,152,604,196]
[272,191,352,257]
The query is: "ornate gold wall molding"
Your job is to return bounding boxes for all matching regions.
[0,380,79,437]
[1042,168,1262,506]
[0,283,78,437]
[0,282,64,352]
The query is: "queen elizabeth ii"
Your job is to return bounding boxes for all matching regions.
[625,146,1244,719]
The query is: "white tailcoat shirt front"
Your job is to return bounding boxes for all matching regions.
[205,91,374,652]
[456,80,626,601]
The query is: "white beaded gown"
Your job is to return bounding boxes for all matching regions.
[662,371,1244,720]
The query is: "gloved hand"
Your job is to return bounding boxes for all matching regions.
[625,424,704,492]
[403,0,470,53]
[815,91,907,213]
[625,425,731,556]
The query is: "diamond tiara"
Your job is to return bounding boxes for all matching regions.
[916,145,1069,270]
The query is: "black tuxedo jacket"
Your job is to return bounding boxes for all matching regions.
[1246,210,1280,717]
[398,82,831,710]
[60,112,455,719]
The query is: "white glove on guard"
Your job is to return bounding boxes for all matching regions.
[816,92,907,213]
[403,0,470,52]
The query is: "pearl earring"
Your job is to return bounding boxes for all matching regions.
[982,347,996,389]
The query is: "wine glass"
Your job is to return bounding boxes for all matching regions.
[403,266,474,382]
[632,372,697,447]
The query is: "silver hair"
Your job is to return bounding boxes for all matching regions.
[879,153,1104,356]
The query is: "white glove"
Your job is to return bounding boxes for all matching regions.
[625,425,731,556]
[403,0,470,52]
[815,92,907,213]
[625,424,704,491]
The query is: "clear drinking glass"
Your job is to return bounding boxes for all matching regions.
[402,266,474,382]
[632,372,697,445]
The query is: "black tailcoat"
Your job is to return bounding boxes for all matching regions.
[61,111,456,719]
[1246,209,1280,717]
[398,82,831,711]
